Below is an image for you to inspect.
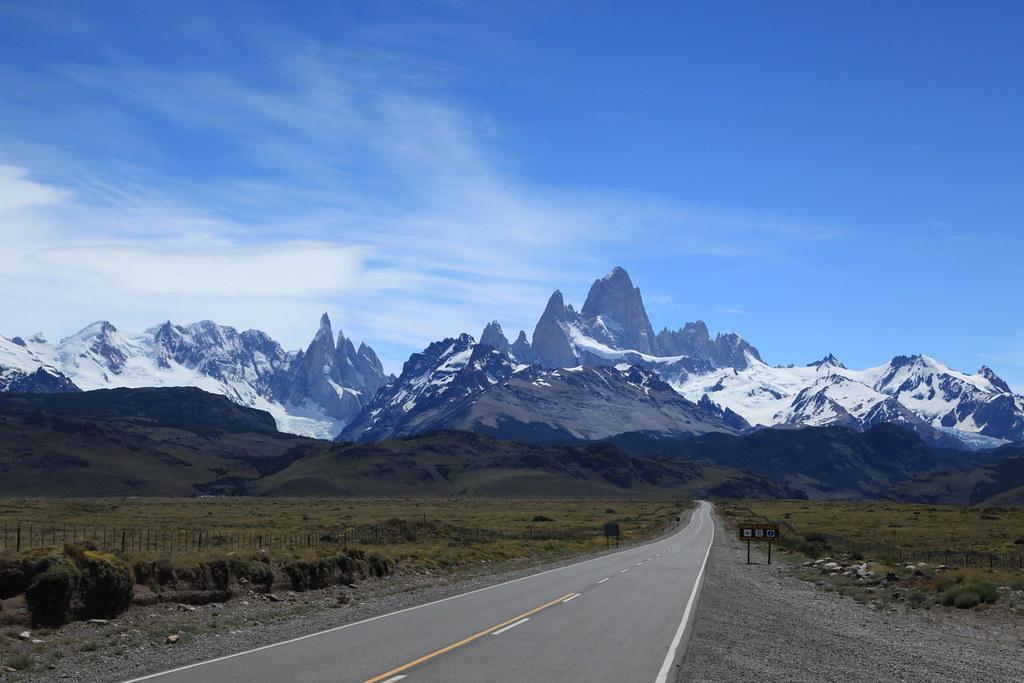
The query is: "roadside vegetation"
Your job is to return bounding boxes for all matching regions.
[0,497,685,674]
[719,500,1024,612]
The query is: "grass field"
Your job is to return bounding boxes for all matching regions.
[0,498,688,571]
[719,500,1024,609]
[720,500,1024,558]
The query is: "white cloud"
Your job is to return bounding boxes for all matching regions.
[0,31,843,371]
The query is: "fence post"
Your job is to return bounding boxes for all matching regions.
[17,524,21,552]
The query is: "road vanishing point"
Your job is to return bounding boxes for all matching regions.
[125,501,716,683]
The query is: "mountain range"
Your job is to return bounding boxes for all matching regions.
[2,266,1023,449]
[0,315,388,439]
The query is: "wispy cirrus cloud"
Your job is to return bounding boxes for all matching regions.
[0,13,843,370]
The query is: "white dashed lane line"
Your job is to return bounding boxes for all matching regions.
[597,578,609,584]
[491,618,530,636]
[561,593,581,604]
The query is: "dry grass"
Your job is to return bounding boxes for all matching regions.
[0,498,688,571]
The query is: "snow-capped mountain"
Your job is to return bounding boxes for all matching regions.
[5,266,1022,449]
[0,315,388,439]
[340,332,743,443]
[505,267,1023,449]
[0,335,79,393]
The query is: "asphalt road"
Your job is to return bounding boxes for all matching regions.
[126,501,715,683]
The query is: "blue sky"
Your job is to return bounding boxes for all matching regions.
[1,1,1022,387]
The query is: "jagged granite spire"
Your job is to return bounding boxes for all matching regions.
[580,267,659,355]
[480,321,511,354]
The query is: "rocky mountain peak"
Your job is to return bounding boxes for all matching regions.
[978,366,1012,394]
[510,330,537,365]
[810,353,846,369]
[580,267,658,355]
[480,321,511,354]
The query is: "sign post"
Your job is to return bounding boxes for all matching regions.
[738,523,780,564]
[603,522,621,548]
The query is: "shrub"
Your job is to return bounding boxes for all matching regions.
[939,581,999,609]
[0,556,56,599]
[156,559,175,585]
[206,560,230,591]
[246,561,274,592]
[906,589,927,606]
[25,561,80,627]
[953,591,980,609]
[368,554,392,578]
[77,551,133,619]
[532,515,555,522]
[283,560,314,591]
[7,653,32,671]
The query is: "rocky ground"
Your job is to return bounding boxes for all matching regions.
[678,513,1024,682]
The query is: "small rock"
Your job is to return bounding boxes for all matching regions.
[88,618,110,626]
[30,638,45,644]
[166,634,180,644]
[176,604,197,612]
[823,562,839,571]
[266,594,282,602]
[17,630,31,641]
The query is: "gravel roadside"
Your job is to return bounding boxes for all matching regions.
[678,511,1024,682]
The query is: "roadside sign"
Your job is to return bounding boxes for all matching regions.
[739,523,780,565]
[738,523,779,541]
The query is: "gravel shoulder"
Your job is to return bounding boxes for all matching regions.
[2,511,693,683]
[678,510,1024,682]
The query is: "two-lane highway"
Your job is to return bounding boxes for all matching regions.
[127,501,715,683]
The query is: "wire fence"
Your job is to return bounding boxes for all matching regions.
[841,543,1024,572]
[0,518,612,557]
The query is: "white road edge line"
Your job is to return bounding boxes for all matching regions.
[654,503,714,683]
[597,578,609,584]
[120,507,706,683]
[561,593,581,603]
[491,617,530,635]
[381,676,407,683]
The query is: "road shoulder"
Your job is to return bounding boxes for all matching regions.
[678,510,1024,682]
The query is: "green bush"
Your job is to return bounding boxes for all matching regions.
[246,561,274,591]
[7,653,33,671]
[953,591,980,609]
[368,554,392,578]
[0,555,56,599]
[156,558,175,584]
[77,551,133,619]
[206,560,230,591]
[25,561,80,627]
[939,581,999,609]
[906,589,927,606]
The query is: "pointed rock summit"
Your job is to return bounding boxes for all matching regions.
[532,290,579,369]
[810,353,846,369]
[978,366,1012,394]
[510,330,537,365]
[580,267,659,355]
[479,321,511,354]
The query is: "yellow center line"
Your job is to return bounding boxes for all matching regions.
[362,592,576,683]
